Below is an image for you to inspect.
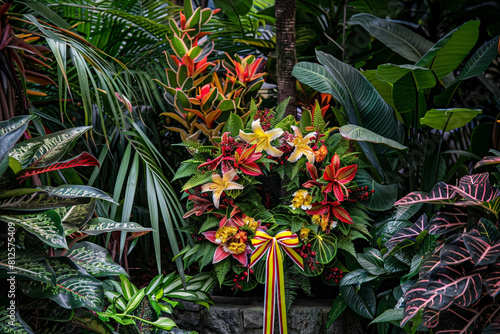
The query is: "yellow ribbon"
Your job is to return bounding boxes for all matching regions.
[250,229,304,334]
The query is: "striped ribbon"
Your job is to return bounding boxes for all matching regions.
[250,229,304,334]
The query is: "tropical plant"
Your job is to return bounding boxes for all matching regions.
[97,272,213,333]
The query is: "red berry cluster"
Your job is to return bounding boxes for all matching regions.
[324,267,344,283]
[269,132,294,166]
[345,186,375,203]
[254,108,274,131]
[232,269,254,291]
[190,234,204,242]
[221,135,239,155]
[298,243,318,271]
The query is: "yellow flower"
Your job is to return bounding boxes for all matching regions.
[243,216,259,230]
[201,169,244,208]
[227,241,246,254]
[320,215,329,232]
[312,215,321,225]
[215,226,238,243]
[239,119,283,157]
[287,126,316,164]
[300,227,310,240]
[290,190,313,210]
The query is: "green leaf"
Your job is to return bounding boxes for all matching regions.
[20,257,104,312]
[58,199,96,226]
[311,232,337,264]
[326,295,347,328]
[340,285,375,319]
[415,20,480,80]
[0,115,35,163]
[340,269,377,286]
[125,288,146,314]
[370,308,404,324]
[152,317,177,330]
[214,0,253,21]
[355,170,398,211]
[420,108,482,131]
[0,188,90,211]
[457,35,499,81]
[0,210,68,249]
[10,126,92,168]
[38,185,115,204]
[66,242,127,277]
[19,1,71,29]
[377,65,436,88]
[274,115,297,132]
[348,13,433,62]
[357,252,386,276]
[120,274,137,301]
[222,113,244,137]
[339,124,407,151]
[145,274,164,295]
[0,250,55,284]
[214,258,231,286]
[0,306,34,334]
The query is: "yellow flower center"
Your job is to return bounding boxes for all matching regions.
[243,216,259,230]
[300,227,310,240]
[215,226,238,243]
[227,242,246,254]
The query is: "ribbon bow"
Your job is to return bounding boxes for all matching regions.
[250,229,304,334]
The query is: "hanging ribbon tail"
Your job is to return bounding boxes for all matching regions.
[249,229,304,334]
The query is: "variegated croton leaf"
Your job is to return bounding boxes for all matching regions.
[463,229,500,266]
[10,126,92,168]
[394,183,457,206]
[385,214,428,255]
[37,185,115,204]
[0,188,90,211]
[0,115,35,163]
[65,242,127,277]
[483,264,500,298]
[19,257,104,312]
[0,250,55,284]
[56,199,96,226]
[0,210,68,249]
[80,218,153,235]
[0,306,34,334]
[17,152,99,182]
[428,207,468,236]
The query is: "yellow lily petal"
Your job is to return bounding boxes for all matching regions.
[239,120,283,157]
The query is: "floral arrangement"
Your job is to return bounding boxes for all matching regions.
[175,99,374,331]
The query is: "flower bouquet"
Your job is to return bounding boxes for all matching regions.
[174,99,373,332]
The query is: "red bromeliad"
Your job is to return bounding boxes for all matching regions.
[322,154,357,202]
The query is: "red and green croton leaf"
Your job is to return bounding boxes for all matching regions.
[17,152,99,182]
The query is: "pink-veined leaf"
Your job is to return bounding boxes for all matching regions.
[475,156,500,169]
[385,214,428,255]
[429,207,468,236]
[17,152,99,182]
[395,183,457,206]
[454,173,494,203]
[463,230,500,266]
[483,264,500,297]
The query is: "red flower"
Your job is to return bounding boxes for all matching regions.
[302,162,322,189]
[323,154,357,202]
[229,144,262,176]
[306,200,353,226]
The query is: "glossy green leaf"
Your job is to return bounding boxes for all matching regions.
[0,307,34,334]
[66,242,127,277]
[124,288,146,314]
[340,269,378,286]
[370,308,404,324]
[420,108,482,131]
[0,210,67,249]
[340,285,376,319]
[326,295,347,328]
[377,65,436,88]
[0,188,90,211]
[340,124,407,150]
[152,317,177,330]
[120,274,137,301]
[415,20,480,80]
[38,185,115,203]
[58,199,96,226]
[20,257,104,312]
[355,170,398,211]
[348,13,433,62]
[0,115,35,163]
[214,0,253,21]
[81,219,152,236]
[0,250,55,284]
[310,232,337,264]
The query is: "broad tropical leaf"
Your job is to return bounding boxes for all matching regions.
[483,264,500,298]
[19,257,104,312]
[10,126,92,168]
[38,185,115,204]
[81,218,153,235]
[339,124,407,150]
[463,230,500,266]
[0,188,90,211]
[454,173,494,203]
[395,183,457,205]
[0,250,55,284]
[429,207,468,235]
[65,242,127,277]
[0,210,67,249]
[348,13,433,62]
[17,152,99,182]
[420,108,482,132]
[0,307,34,334]
[457,36,499,81]
[0,115,35,163]
[340,269,377,286]
[415,20,480,80]
[58,199,96,226]
[385,214,428,255]
[427,267,482,308]
[340,285,376,319]
[475,155,500,169]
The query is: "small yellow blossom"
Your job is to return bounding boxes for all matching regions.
[300,227,310,240]
[227,242,246,254]
[311,214,329,231]
[291,190,313,210]
[215,226,238,243]
[239,119,283,157]
[243,216,259,230]
[287,126,316,164]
